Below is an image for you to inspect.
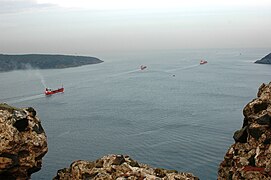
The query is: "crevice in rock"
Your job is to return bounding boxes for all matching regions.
[263,138,271,144]
[242,118,249,128]
[257,114,271,126]
[27,164,41,176]
[248,155,256,166]
[13,118,28,132]
[253,102,268,114]
[233,126,248,143]
[18,150,30,158]
[249,127,264,140]
[0,172,16,180]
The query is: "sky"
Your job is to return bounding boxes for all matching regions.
[0,0,270,55]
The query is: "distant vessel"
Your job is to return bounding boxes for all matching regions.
[45,86,64,95]
[200,60,208,65]
[140,65,147,70]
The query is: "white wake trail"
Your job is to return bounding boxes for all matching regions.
[165,64,200,72]
[109,69,141,77]
[7,94,45,104]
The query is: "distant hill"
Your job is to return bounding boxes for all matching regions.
[0,54,103,72]
[255,53,271,64]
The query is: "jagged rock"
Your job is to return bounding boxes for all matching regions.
[0,103,48,179]
[53,154,199,180]
[218,82,271,179]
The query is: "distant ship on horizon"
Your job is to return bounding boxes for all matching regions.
[140,65,147,70]
[200,60,208,65]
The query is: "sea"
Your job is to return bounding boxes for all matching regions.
[0,48,270,179]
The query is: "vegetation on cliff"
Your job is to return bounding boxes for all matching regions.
[0,54,103,72]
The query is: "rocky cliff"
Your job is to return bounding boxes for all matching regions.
[218,82,271,179]
[53,154,199,180]
[0,104,47,179]
[255,53,271,64]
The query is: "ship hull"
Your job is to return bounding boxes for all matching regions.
[45,87,64,95]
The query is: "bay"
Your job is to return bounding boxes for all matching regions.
[0,48,270,179]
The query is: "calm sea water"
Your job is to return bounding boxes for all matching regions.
[0,48,270,179]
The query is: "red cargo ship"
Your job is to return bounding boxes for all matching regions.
[45,86,64,95]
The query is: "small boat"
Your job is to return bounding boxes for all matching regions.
[200,60,208,65]
[140,65,147,70]
[45,86,64,95]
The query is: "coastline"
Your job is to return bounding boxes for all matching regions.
[0,54,103,72]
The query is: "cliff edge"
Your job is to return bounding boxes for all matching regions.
[53,154,199,180]
[218,82,271,179]
[255,53,271,64]
[0,104,48,179]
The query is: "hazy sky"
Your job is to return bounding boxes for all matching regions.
[0,0,270,54]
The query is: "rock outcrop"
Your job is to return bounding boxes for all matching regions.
[218,82,271,179]
[0,104,48,179]
[255,53,271,64]
[54,154,199,180]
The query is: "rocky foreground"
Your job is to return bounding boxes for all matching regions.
[0,104,48,179]
[53,154,198,180]
[218,82,271,179]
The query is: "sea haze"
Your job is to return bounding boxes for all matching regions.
[0,48,270,179]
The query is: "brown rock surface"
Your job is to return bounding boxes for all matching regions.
[0,104,48,179]
[54,154,199,180]
[218,82,271,179]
